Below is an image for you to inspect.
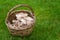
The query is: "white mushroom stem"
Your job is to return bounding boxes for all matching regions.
[25,17,33,21]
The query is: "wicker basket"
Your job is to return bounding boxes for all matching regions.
[5,4,35,36]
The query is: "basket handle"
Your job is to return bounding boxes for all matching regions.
[8,4,34,15]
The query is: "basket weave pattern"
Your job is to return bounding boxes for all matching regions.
[5,4,35,36]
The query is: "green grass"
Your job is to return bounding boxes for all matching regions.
[0,0,60,40]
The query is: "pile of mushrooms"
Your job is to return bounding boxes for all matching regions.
[8,12,34,30]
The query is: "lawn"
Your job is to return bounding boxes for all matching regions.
[0,0,60,40]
